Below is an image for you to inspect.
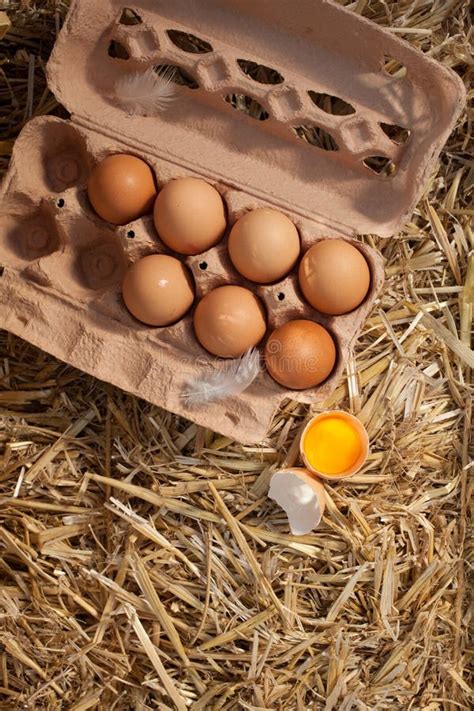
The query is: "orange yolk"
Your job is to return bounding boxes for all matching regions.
[303,414,362,475]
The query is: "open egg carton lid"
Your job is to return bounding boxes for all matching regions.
[46,0,465,239]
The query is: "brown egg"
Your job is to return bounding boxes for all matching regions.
[194,286,266,358]
[122,254,194,326]
[228,208,300,283]
[154,177,227,255]
[88,154,157,225]
[265,320,336,390]
[299,240,371,315]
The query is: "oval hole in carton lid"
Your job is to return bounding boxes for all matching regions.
[155,64,199,90]
[167,29,213,54]
[293,125,339,152]
[363,156,397,177]
[108,40,130,60]
[225,94,269,121]
[308,91,355,116]
[237,59,284,85]
[119,8,142,26]
[382,55,407,78]
[380,122,411,145]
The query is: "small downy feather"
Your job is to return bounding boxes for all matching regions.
[182,349,261,405]
[114,67,177,115]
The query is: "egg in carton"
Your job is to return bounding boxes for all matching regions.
[0,0,465,443]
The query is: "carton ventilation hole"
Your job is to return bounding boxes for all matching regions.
[382,55,407,78]
[308,91,355,116]
[167,30,213,54]
[237,59,284,85]
[155,64,199,90]
[119,8,142,26]
[108,40,130,60]
[225,94,269,121]
[380,122,411,145]
[293,125,339,152]
[363,156,397,176]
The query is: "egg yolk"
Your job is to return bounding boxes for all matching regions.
[303,414,362,475]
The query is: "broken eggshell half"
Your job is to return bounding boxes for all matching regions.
[268,467,326,536]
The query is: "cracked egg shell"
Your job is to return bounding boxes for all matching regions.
[268,468,326,536]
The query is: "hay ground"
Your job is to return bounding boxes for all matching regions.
[0,1,472,709]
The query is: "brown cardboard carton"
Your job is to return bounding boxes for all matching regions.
[0,1,465,442]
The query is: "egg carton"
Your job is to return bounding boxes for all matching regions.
[0,0,465,443]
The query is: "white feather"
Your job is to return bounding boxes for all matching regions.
[182,349,261,405]
[114,67,177,115]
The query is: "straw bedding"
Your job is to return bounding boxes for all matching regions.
[0,1,472,709]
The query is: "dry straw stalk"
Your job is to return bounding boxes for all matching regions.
[0,1,472,709]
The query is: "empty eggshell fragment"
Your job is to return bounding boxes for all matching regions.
[301,411,369,479]
[228,208,300,283]
[87,154,157,225]
[265,319,336,390]
[154,177,227,255]
[122,254,195,327]
[268,468,326,535]
[299,240,371,315]
[194,285,266,358]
